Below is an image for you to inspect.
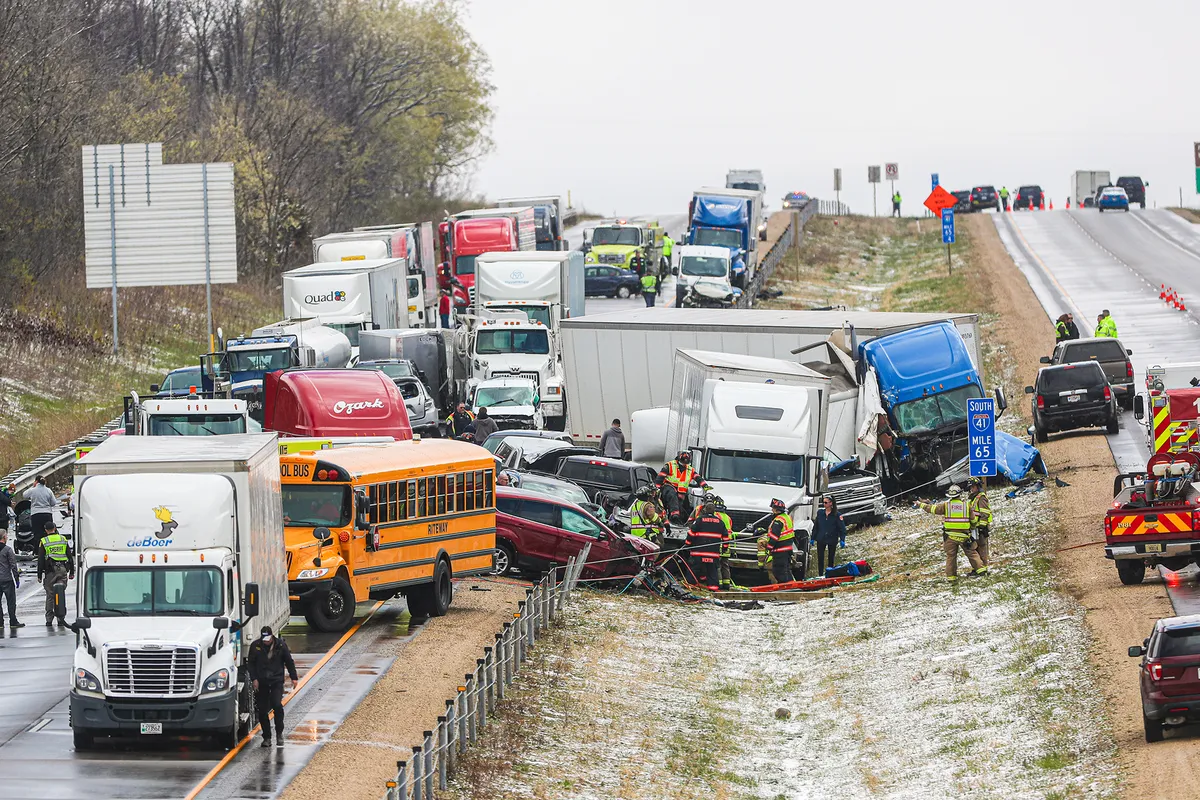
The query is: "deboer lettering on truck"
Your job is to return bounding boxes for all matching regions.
[69,434,288,751]
[280,440,497,631]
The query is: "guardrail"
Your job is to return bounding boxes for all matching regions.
[739,202,818,308]
[0,414,123,495]
[816,199,851,216]
[381,545,590,800]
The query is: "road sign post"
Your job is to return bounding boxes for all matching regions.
[1194,142,1200,194]
[931,173,939,189]
[941,208,955,274]
[834,168,842,210]
[868,166,881,217]
[968,398,997,478]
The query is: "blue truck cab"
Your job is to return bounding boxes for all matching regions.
[687,194,751,287]
[858,321,986,483]
[204,335,299,421]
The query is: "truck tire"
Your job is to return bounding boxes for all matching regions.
[1106,416,1119,434]
[217,686,240,749]
[493,542,516,576]
[1144,713,1164,743]
[304,575,356,632]
[408,558,453,617]
[72,727,94,751]
[1116,559,1146,585]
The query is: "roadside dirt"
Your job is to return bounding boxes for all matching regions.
[1169,208,1200,225]
[965,213,1191,798]
[281,578,528,800]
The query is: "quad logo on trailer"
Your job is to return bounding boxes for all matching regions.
[128,506,178,547]
[304,290,347,303]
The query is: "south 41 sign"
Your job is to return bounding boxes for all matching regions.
[967,397,996,478]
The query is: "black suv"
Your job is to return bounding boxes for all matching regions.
[1116,176,1148,209]
[969,186,1000,212]
[952,190,972,213]
[553,455,658,505]
[1026,362,1118,442]
[1013,185,1044,211]
[1043,337,1134,409]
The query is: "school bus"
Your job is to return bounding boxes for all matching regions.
[279,439,496,631]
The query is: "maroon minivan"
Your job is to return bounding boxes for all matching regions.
[1130,615,1200,741]
[494,487,658,579]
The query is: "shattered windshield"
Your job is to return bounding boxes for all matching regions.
[892,384,983,435]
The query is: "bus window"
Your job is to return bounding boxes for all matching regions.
[437,475,447,515]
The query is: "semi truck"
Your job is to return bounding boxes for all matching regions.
[497,196,566,251]
[686,188,764,288]
[726,169,766,194]
[68,434,288,750]
[444,208,538,296]
[263,368,413,441]
[359,328,456,416]
[281,258,406,358]
[122,389,251,436]
[583,221,662,274]
[473,251,586,329]
[456,314,566,429]
[1072,170,1112,207]
[310,227,434,328]
[674,245,734,307]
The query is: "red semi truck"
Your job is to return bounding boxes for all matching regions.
[263,368,413,440]
[439,207,537,298]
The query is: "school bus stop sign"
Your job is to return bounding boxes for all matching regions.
[924,185,957,216]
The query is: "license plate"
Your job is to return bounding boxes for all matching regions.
[140,723,163,735]
[1145,544,1164,553]
[1066,395,1081,403]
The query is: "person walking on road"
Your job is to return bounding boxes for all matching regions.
[599,419,625,458]
[37,520,72,626]
[999,186,1010,211]
[968,478,993,573]
[661,232,674,276]
[915,485,982,582]
[813,495,847,576]
[685,501,728,591]
[445,403,475,438]
[0,482,13,534]
[892,191,902,217]
[438,289,452,330]
[640,271,658,307]
[247,626,298,747]
[26,476,56,550]
[471,407,499,445]
[0,529,23,629]
[765,498,797,584]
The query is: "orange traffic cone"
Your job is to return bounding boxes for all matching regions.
[1066,198,1071,209]
[1049,199,1054,210]
[1181,299,1188,311]
[1161,284,1167,299]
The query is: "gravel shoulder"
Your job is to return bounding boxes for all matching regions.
[281,578,528,800]
[965,212,1194,798]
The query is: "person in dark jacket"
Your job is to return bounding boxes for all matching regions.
[0,530,22,628]
[446,403,475,438]
[247,626,298,747]
[0,482,13,534]
[471,407,499,445]
[812,495,847,576]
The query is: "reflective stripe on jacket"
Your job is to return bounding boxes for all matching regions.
[918,499,976,543]
[42,533,69,561]
[662,461,696,491]
[717,512,733,556]
[971,494,993,528]
[767,512,794,552]
[686,515,728,559]
[629,500,659,538]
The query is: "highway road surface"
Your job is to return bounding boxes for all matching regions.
[992,207,1200,612]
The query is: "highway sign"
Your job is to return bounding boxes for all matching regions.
[834,168,842,192]
[942,209,955,244]
[967,397,996,478]
[868,166,881,184]
[885,163,899,181]
[924,185,957,216]
[931,173,939,189]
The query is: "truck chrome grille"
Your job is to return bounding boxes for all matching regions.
[105,646,199,697]
[598,253,624,264]
[517,372,541,389]
[727,510,768,532]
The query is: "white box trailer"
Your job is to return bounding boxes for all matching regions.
[352,222,439,321]
[281,259,406,348]
[560,308,982,446]
[1071,170,1111,206]
[70,434,288,749]
[474,251,585,328]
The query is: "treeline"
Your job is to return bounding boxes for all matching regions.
[0,0,492,297]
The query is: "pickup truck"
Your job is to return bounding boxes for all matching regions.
[1105,451,1200,585]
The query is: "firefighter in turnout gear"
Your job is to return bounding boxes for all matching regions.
[915,485,982,582]
[685,501,728,590]
[713,496,741,590]
[659,452,706,522]
[628,486,664,543]
[766,498,796,584]
[967,477,992,572]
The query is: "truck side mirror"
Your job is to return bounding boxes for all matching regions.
[993,387,1008,413]
[150,384,160,394]
[1024,386,1034,394]
[1128,645,1145,657]
[1134,395,1145,420]
[212,617,230,630]
[70,617,92,632]
[243,583,260,620]
[1039,356,1051,364]
[1127,349,1133,356]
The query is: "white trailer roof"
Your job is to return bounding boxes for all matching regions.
[476,252,574,264]
[677,349,827,381]
[564,308,977,334]
[284,258,404,276]
[76,433,278,469]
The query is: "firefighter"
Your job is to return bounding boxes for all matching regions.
[1055,314,1071,342]
[968,477,992,572]
[628,486,663,542]
[914,485,982,582]
[713,496,741,590]
[765,498,796,584]
[999,186,1010,211]
[684,500,727,591]
[659,452,706,522]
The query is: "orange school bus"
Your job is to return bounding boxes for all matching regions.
[280,439,496,631]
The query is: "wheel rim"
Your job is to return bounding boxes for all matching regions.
[618,287,630,298]
[327,590,345,618]
[493,548,510,574]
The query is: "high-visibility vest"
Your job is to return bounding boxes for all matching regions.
[971,495,993,528]
[717,512,733,556]
[640,274,658,293]
[943,499,972,542]
[768,512,794,552]
[629,500,658,538]
[663,461,695,491]
[662,236,673,257]
[42,533,69,561]
[1055,321,1068,340]
[687,515,727,559]
[1103,318,1119,338]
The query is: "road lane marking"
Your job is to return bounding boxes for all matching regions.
[1127,211,1200,264]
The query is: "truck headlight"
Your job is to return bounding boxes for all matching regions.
[202,668,230,694]
[74,668,101,694]
[297,568,329,579]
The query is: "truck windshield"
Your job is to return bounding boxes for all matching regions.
[592,227,641,246]
[705,450,803,488]
[488,305,550,328]
[225,346,292,373]
[327,322,362,346]
[455,254,477,276]
[85,567,223,616]
[729,182,761,191]
[477,385,536,408]
[693,228,742,248]
[476,329,550,355]
[892,384,983,435]
[282,484,352,527]
[148,414,247,436]
[680,256,728,277]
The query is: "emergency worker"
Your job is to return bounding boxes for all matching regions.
[629,486,663,542]
[968,477,992,572]
[685,501,728,591]
[1100,309,1118,338]
[892,191,902,217]
[999,186,1010,211]
[765,498,796,584]
[661,232,674,275]
[37,520,73,626]
[713,497,739,590]
[659,452,706,522]
[445,402,475,438]
[641,271,658,307]
[915,485,982,582]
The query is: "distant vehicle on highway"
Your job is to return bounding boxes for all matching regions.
[1043,337,1135,410]
[1129,615,1200,742]
[584,264,641,298]
[1098,186,1131,212]
[782,191,810,210]
[482,429,572,455]
[1025,362,1118,442]
[1013,185,1045,211]
[951,190,972,213]
[1116,176,1148,209]
[152,365,202,397]
[969,186,1001,212]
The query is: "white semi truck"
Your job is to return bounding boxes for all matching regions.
[473,251,586,329]
[312,224,437,327]
[281,258,406,358]
[68,435,289,750]
[122,390,252,436]
[458,313,566,429]
[1071,170,1112,207]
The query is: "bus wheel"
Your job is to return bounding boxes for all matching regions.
[408,559,453,618]
[305,576,355,632]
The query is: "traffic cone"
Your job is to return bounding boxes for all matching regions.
[1180,297,1188,311]
[1039,202,1045,211]
[1161,284,1167,299]
[1049,199,1054,210]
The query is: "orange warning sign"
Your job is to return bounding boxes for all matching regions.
[924,185,957,216]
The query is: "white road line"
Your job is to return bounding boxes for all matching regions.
[1127,211,1200,264]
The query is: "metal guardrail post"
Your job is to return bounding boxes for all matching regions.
[527,588,538,646]
[396,761,408,800]
[540,579,550,629]
[411,746,424,800]
[464,674,477,744]
[548,570,557,620]
[494,633,506,700]
[437,717,448,790]
[515,602,527,663]
[423,731,434,799]
[475,660,487,729]
[483,646,495,713]
[445,699,457,772]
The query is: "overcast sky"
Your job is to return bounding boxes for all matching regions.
[462,0,1200,215]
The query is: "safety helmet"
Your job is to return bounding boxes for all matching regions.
[967,477,983,490]
[677,451,691,464]
[635,485,655,500]
[770,498,786,513]
[713,496,726,509]
[947,485,963,497]
[702,490,715,503]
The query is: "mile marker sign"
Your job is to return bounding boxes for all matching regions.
[968,398,996,478]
